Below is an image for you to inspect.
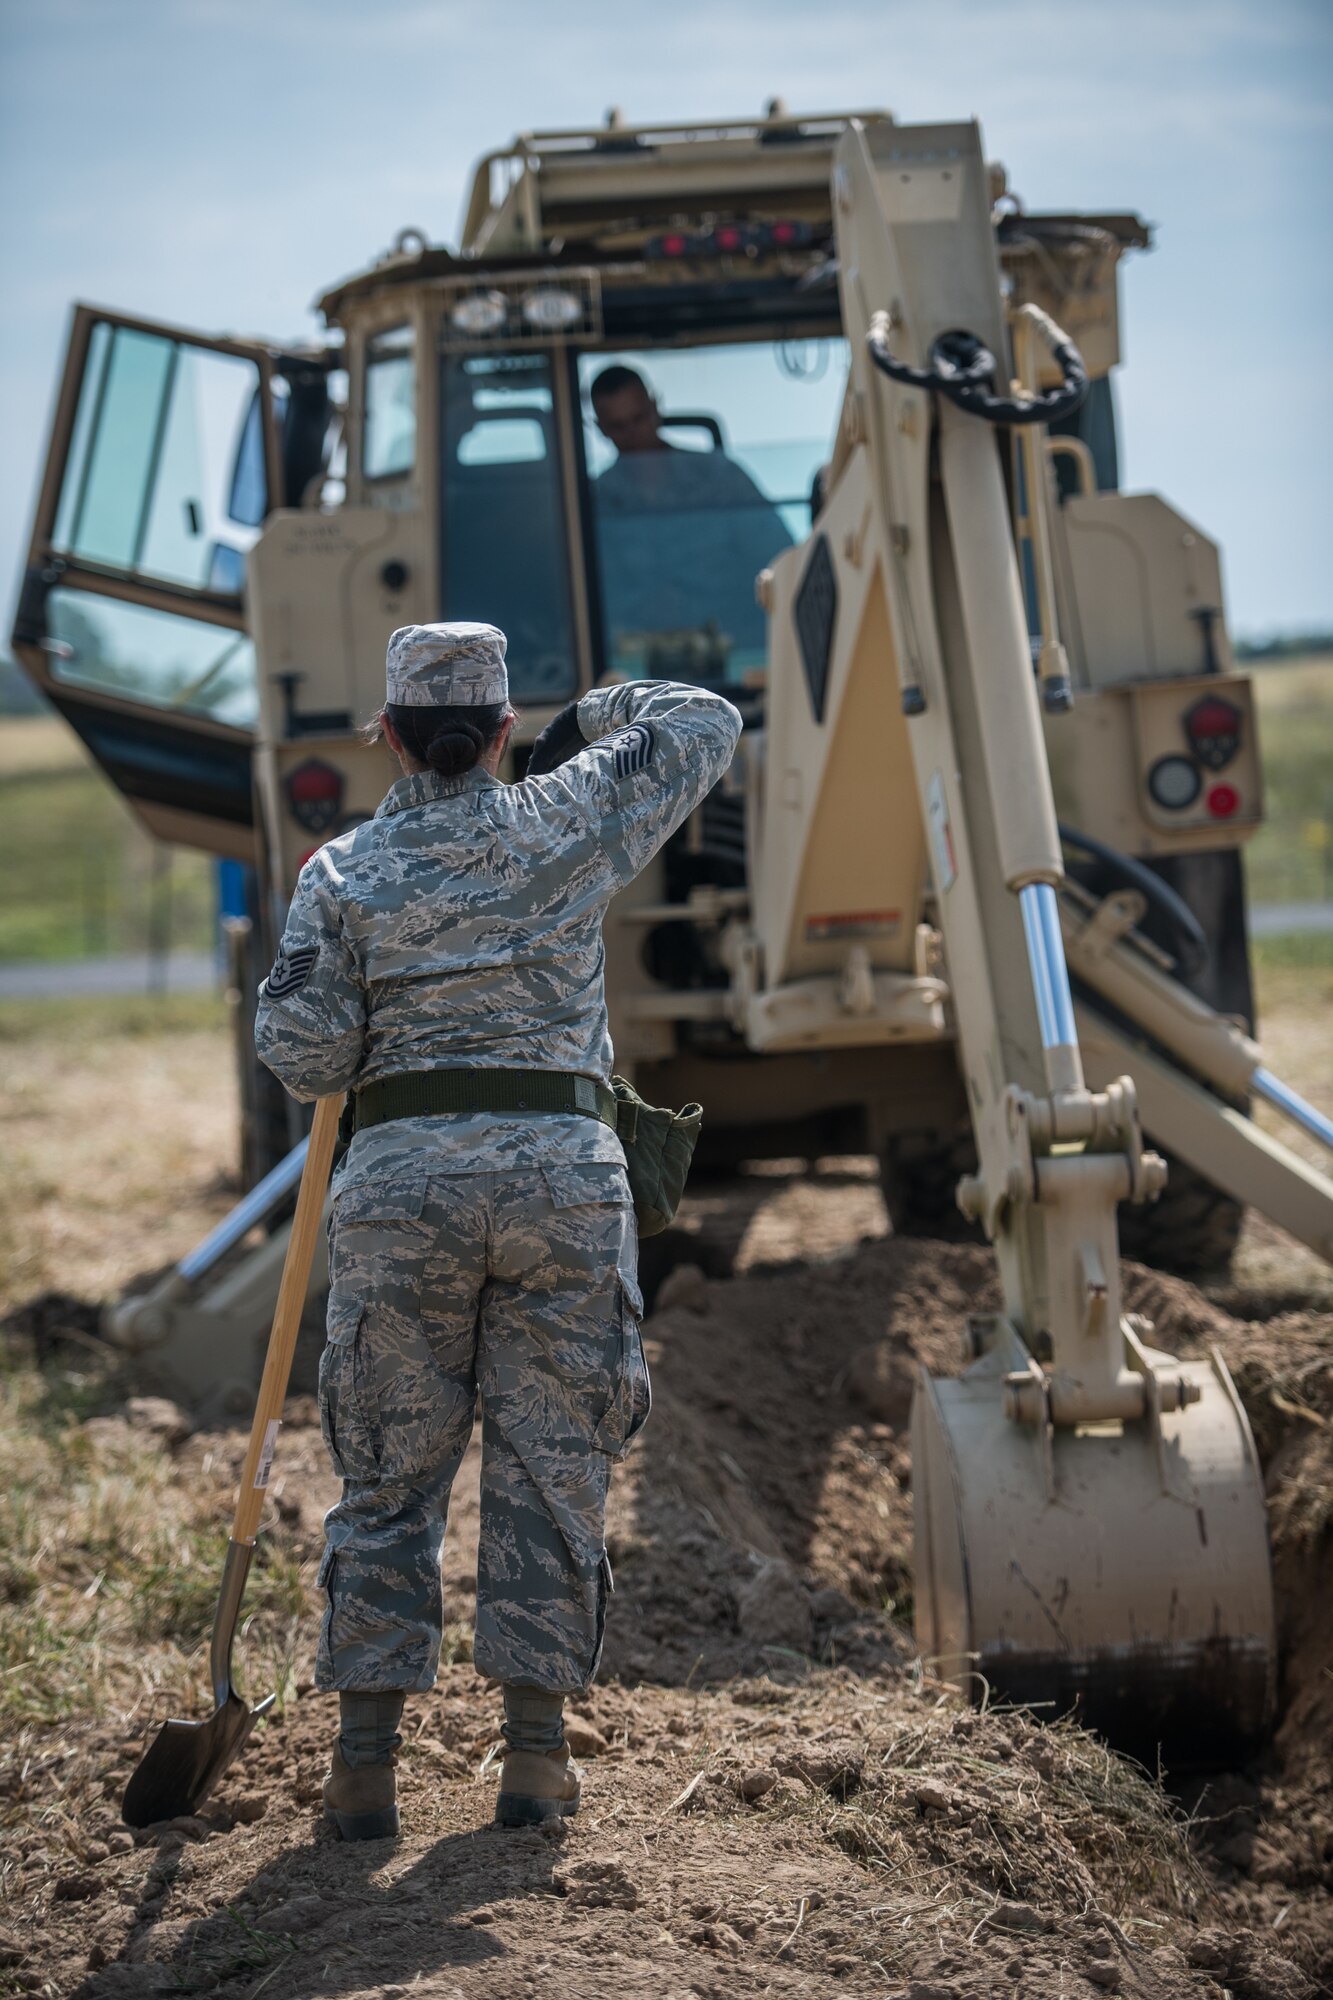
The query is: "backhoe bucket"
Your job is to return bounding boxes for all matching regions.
[912,1326,1276,1764]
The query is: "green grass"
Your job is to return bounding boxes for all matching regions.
[0,1349,311,1730]
[1252,930,1333,971]
[0,718,218,963]
[0,989,228,1044]
[1245,657,1333,908]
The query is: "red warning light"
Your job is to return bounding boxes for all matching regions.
[1190,698,1240,738]
[1206,783,1240,819]
[771,220,799,245]
[284,757,344,833]
[1184,693,1242,771]
[661,233,688,257]
[715,225,743,251]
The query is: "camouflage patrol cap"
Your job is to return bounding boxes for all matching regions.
[385,622,509,707]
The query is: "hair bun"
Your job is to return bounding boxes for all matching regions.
[424,720,484,778]
[380,698,509,776]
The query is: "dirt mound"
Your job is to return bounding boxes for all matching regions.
[18,1670,1307,2000]
[620,1231,1333,1986]
[4,1215,1329,1998]
[602,1233,1000,1692]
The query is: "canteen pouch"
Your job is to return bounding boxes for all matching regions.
[610,1075,702,1237]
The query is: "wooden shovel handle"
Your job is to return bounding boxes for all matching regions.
[232,1094,343,1546]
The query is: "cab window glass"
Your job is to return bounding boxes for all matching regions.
[227,382,281,526]
[51,323,265,596]
[46,587,258,729]
[440,352,576,702]
[364,326,416,478]
[579,339,848,685]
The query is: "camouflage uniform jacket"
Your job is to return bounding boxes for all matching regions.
[254,680,742,1186]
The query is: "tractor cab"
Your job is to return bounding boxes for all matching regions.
[12,107,1142,876]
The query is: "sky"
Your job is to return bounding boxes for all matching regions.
[1,0,1330,641]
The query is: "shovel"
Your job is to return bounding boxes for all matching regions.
[122,1093,343,1828]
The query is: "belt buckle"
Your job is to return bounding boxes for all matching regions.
[572,1077,596,1116]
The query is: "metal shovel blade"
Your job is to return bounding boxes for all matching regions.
[122,1540,269,1828]
[122,1688,274,1828]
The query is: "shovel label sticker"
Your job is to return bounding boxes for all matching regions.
[806,910,901,941]
[254,1419,282,1490]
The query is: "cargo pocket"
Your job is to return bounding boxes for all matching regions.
[591,1269,652,1461]
[335,1179,428,1225]
[318,1293,382,1482]
[537,1163,635,1288]
[329,1177,429,1313]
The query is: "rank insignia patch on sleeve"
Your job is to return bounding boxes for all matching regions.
[263,945,319,999]
[611,723,655,779]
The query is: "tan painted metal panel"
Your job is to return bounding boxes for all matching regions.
[914,1330,1276,1753]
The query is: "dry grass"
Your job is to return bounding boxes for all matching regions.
[0,1352,312,1739]
[0,993,238,1316]
[633,1673,1220,1988]
[1247,656,1333,909]
[817,1700,1211,1935]
[0,715,85,780]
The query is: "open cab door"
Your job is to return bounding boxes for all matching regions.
[11,306,331,860]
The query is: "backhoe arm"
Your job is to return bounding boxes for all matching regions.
[769,116,1278,1755]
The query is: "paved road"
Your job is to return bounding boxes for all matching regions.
[1,905,1330,1001]
[1248,901,1333,938]
[0,951,219,999]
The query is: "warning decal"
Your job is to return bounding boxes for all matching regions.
[805,911,901,942]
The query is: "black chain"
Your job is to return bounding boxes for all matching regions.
[866,315,1089,427]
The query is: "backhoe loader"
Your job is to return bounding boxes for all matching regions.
[14,103,1333,1756]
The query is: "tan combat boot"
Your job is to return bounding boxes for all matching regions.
[322,1744,400,1841]
[495,1739,581,1826]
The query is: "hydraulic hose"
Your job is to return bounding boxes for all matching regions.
[1058,822,1210,982]
[867,305,1088,427]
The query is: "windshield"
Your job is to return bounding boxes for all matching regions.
[440,350,578,703]
[579,338,848,686]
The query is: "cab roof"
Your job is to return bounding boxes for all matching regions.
[316,107,1151,326]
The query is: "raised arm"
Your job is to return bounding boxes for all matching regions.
[529,680,742,883]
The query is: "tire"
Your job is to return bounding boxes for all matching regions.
[1116,1152,1244,1278]
[880,1126,1242,1277]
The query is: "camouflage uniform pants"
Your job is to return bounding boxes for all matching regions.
[315,1161,649,1693]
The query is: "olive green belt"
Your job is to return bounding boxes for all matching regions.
[345,1068,619,1140]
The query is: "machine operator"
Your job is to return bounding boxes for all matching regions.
[255,621,741,1840]
[589,364,791,670]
